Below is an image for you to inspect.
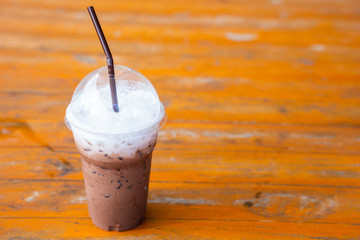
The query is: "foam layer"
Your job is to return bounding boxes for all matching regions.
[65,66,165,158]
[67,76,161,134]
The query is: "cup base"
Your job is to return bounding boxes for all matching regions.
[92,218,143,232]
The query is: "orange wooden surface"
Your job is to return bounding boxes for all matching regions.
[1,0,360,239]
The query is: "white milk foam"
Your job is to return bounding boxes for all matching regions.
[65,68,165,158]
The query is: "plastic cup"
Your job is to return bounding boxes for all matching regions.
[65,65,166,231]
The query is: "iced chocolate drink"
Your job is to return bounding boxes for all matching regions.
[65,65,166,231]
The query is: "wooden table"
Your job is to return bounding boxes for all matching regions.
[1,0,359,239]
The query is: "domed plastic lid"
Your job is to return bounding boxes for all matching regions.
[65,65,166,135]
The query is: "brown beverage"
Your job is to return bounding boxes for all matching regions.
[77,135,157,231]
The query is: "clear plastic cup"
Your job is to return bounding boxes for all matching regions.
[65,65,166,231]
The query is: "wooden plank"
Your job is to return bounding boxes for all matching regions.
[1,12,360,39]
[1,180,360,225]
[1,0,359,52]
[0,92,359,126]
[1,218,359,240]
[1,55,360,102]
[2,0,360,20]
[0,45,359,87]
[1,148,359,187]
[0,120,359,154]
[1,13,359,47]
[0,45,358,80]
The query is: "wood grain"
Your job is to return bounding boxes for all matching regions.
[1,147,359,187]
[1,91,360,125]
[1,218,359,240]
[1,180,360,225]
[1,120,360,154]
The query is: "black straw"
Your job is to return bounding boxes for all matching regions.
[87,6,119,112]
